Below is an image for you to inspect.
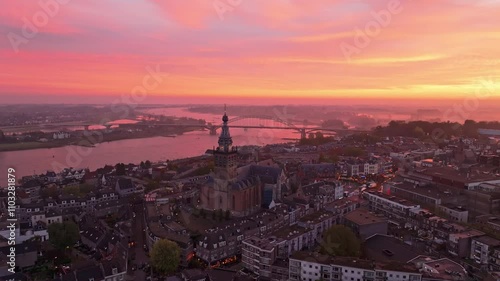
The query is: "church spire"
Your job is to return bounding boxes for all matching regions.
[218,105,232,152]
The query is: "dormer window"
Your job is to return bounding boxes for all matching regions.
[35,208,39,212]
[103,194,107,198]
[62,201,66,204]
[91,197,96,201]
[27,208,32,212]
[81,202,86,205]
[110,193,115,197]
[48,203,53,207]
[70,200,75,203]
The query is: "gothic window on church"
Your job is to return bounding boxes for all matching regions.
[219,196,223,205]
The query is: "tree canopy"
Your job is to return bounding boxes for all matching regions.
[115,163,126,176]
[320,225,361,257]
[48,221,80,251]
[150,239,181,275]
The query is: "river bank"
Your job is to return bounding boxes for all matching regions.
[0,130,182,152]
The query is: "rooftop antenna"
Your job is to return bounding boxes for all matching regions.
[224,104,227,113]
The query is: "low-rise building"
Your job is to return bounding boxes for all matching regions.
[289,251,422,281]
[447,229,484,258]
[343,208,388,240]
[470,235,500,266]
[365,191,420,222]
[438,204,468,223]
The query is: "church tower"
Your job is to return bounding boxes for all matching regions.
[213,105,238,179]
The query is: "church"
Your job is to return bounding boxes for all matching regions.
[200,109,285,217]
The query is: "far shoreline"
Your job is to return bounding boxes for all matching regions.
[0,134,179,153]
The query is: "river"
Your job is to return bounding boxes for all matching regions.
[0,108,300,184]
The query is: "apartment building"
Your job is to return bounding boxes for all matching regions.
[438,204,468,223]
[343,208,388,240]
[470,235,500,266]
[289,251,422,281]
[448,229,484,258]
[364,191,420,222]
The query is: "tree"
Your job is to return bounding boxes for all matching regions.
[48,221,80,251]
[145,160,152,169]
[315,131,324,139]
[413,126,425,139]
[225,210,231,220]
[320,225,361,257]
[150,239,180,275]
[322,119,347,129]
[344,147,365,157]
[41,186,60,200]
[145,180,160,193]
[115,163,126,176]
[199,208,206,219]
[217,209,223,221]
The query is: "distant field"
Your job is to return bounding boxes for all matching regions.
[0,142,61,152]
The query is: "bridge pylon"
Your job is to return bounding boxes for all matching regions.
[300,128,307,139]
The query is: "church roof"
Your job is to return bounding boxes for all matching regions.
[249,165,282,184]
[231,175,260,190]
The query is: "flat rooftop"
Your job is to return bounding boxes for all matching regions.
[474,235,500,247]
[390,181,455,199]
[364,234,423,263]
[299,210,336,224]
[441,203,468,212]
[272,225,311,240]
[290,251,419,273]
[365,190,419,207]
[290,251,373,270]
[243,236,283,251]
[424,258,466,273]
[344,208,387,225]
[422,166,500,184]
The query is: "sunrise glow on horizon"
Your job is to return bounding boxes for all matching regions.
[1,0,500,104]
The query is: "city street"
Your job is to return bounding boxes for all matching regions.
[129,202,151,281]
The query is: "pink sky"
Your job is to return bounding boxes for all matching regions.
[0,0,499,104]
